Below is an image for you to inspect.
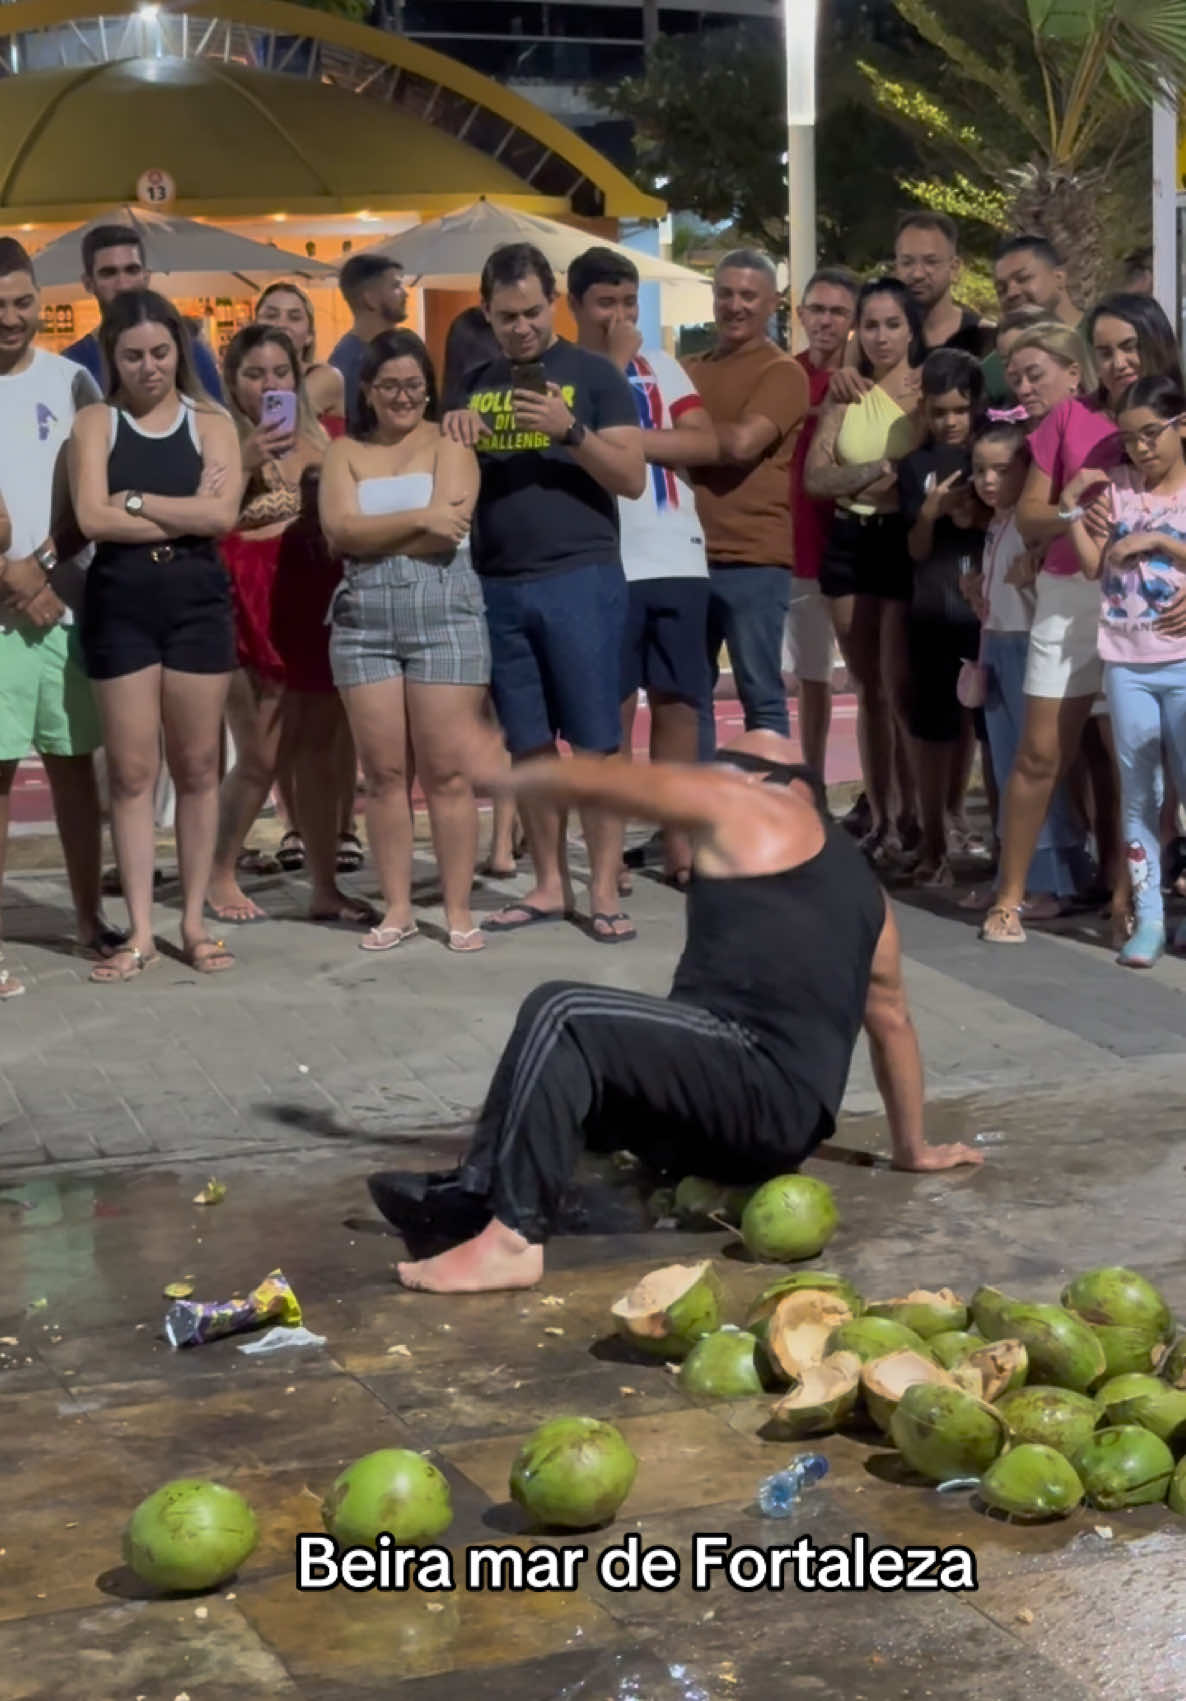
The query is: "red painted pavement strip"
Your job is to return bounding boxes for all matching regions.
[9,695,861,828]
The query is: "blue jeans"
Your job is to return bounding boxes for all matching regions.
[983,631,1092,898]
[1104,657,1186,926]
[698,564,791,757]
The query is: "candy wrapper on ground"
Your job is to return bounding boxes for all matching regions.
[165,1270,302,1348]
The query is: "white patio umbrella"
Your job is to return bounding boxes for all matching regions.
[24,206,338,301]
[358,199,711,295]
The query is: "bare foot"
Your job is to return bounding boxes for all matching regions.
[396,1219,544,1292]
[206,884,268,923]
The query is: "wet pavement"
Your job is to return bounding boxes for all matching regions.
[2,824,1186,1698]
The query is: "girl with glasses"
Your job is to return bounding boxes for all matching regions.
[320,330,491,954]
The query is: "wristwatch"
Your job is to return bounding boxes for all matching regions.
[124,491,145,516]
[560,420,587,448]
[33,541,58,576]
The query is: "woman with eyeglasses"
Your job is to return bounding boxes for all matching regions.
[1068,375,1186,966]
[320,330,491,954]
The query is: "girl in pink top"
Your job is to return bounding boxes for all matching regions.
[1071,374,1186,968]
[981,298,1182,945]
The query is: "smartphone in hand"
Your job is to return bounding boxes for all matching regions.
[261,389,298,436]
[510,361,549,396]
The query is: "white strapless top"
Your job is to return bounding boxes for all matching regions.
[356,472,434,514]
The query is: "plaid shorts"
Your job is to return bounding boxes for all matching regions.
[329,553,491,689]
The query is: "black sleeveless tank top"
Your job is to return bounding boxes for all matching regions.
[669,824,886,1128]
[942,306,995,360]
[94,401,212,567]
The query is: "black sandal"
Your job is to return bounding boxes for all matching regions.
[277,830,306,872]
[337,831,364,874]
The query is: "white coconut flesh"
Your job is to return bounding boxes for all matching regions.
[775,1351,862,1414]
[766,1290,854,1378]
[966,1340,1026,1401]
[611,1261,712,1336]
[862,1349,954,1404]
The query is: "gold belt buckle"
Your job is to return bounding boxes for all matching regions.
[148,544,175,564]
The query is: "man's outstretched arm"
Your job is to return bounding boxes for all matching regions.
[862,906,983,1172]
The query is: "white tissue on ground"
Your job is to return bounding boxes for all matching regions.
[236,1325,327,1354]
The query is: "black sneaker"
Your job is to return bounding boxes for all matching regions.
[367,1169,491,1242]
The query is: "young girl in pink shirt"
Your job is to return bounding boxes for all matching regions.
[1070,374,1186,967]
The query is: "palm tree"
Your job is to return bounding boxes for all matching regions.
[863,0,1186,301]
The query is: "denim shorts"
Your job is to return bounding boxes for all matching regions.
[482,562,627,755]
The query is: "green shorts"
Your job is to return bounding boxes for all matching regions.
[0,623,102,761]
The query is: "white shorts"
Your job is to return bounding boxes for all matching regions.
[1023,572,1102,700]
[782,575,835,685]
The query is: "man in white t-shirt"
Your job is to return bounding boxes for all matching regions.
[568,248,717,884]
[0,238,116,997]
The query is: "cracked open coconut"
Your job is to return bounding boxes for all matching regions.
[866,1288,968,1339]
[861,1349,955,1434]
[763,1288,855,1383]
[768,1351,862,1439]
[963,1340,1028,1401]
[610,1262,720,1360]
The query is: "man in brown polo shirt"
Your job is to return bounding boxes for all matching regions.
[681,250,809,753]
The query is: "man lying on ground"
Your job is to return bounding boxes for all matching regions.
[369,731,982,1293]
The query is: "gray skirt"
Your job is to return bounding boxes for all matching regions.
[329,552,491,689]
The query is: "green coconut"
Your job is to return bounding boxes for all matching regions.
[767,1351,862,1439]
[123,1479,258,1593]
[323,1450,453,1547]
[678,1327,769,1398]
[740,1175,838,1263]
[929,1330,986,1370]
[826,1315,930,1365]
[1169,1456,1186,1515]
[866,1288,968,1339]
[861,1349,955,1434]
[1094,1372,1167,1410]
[1072,1425,1174,1509]
[1162,1338,1186,1388]
[1097,1384,1186,1453]
[610,1261,721,1360]
[1088,1323,1164,1380]
[672,1176,751,1230]
[510,1418,637,1530]
[745,1272,865,1334]
[979,1444,1084,1521]
[964,1340,1028,1401]
[890,1382,1009,1482]
[763,1289,855,1383]
[1060,1267,1174,1342]
[995,1386,1099,1461]
[971,1290,1105,1391]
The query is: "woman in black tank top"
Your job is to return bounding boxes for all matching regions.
[70,290,242,981]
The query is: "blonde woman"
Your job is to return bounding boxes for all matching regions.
[207,324,372,929]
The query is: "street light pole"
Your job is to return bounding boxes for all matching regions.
[785,0,819,352]
[1151,93,1179,339]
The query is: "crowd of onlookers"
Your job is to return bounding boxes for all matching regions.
[1,207,1185,996]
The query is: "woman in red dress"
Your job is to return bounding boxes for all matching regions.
[206,324,372,928]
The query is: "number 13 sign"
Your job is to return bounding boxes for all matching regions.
[136,168,175,208]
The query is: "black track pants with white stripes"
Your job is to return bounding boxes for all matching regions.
[457,980,820,1243]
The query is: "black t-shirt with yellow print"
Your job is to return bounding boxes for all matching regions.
[460,337,637,580]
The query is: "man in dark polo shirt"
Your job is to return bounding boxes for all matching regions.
[444,242,645,943]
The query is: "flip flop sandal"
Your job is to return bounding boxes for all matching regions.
[360,922,419,953]
[205,899,269,925]
[447,928,486,953]
[480,860,518,880]
[481,904,572,933]
[237,847,280,875]
[101,866,165,896]
[89,946,160,984]
[183,939,235,975]
[979,905,1026,945]
[336,832,365,874]
[276,831,306,872]
[591,911,637,944]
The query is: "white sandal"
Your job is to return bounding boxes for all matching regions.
[360,922,418,953]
